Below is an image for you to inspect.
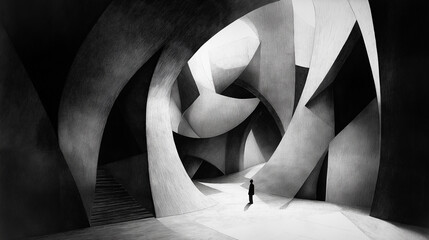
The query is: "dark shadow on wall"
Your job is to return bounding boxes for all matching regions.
[117,48,163,154]
[177,64,200,112]
[222,82,257,99]
[181,155,204,179]
[0,25,88,239]
[250,102,282,162]
[297,23,376,202]
[193,160,225,180]
[294,65,309,112]
[332,33,377,135]
[96,47,164,217]
[103,154,155,214]
[369,0,429,227]
[0,0,113,129]
[235,79,285,136]
[98,100,142,165]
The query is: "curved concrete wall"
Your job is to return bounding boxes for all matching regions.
[146,43,216,217]
[142,0,279,213]
[181,88,259,138]
[209,37,260,93]
[240,0,295,134]
[56,0,282,220]
[187,19,260,94]
[369,0,429,227]
[304,1,357,103]
[175,133,228,174]
[0,26,87,239]
[58,0,176,217]
[347,0,381,119]
[175,102,270,175]
[252,0,356,198]
[173,18,261,139]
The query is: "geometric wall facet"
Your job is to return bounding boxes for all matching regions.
[327,99,379,208]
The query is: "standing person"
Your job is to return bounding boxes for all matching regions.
[248,179,254,204]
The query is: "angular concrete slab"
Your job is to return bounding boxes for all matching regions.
[327,99,380,208]
[292,0,315,68]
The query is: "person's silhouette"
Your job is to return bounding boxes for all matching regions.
[248,179,254,204]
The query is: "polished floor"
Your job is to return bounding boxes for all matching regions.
[34,164,429,240]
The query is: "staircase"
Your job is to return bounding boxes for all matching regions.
[90,169,154,226]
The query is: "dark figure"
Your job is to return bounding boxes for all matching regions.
[248,179,254,204]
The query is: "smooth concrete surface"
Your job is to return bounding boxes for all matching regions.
[188,52,215,92]
[170,80,199,138]
[171,166,428,240]
[208,19,260,93]
[304,0,356,103]
[252,104,334,199]
[327,99,380,208]
[144,0,283,215]
[170,80,182,132]
[292,0,315,68]
[369,0,429,227]
[209,37,260,93]
[0,26,87,239]
[306,86,334,128]
[33,165,429,240]
[243,130,266,169]
[187,19,259,94]
[295,150,327,200]
[252,0,355,199]
[175,103,264,175]
[146,44,216,217]
[58,0,174,217]
[175,133,228,174]
[181,88,259,138]
[177,117,200,138]
[174,19,260,138]
[32,218,234,240]
[240,0,295,133]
